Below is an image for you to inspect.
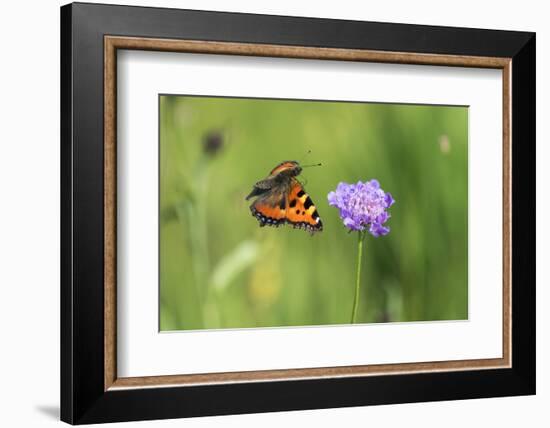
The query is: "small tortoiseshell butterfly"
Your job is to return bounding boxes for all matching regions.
[246,160,323,234]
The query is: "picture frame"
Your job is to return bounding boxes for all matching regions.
[60,2,535,424]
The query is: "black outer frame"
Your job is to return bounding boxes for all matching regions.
[60,2,535,424]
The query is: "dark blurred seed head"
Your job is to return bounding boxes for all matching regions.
[377,311,391,323]
[203,131,224,156]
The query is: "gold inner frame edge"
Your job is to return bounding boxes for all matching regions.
[104,36,512,391]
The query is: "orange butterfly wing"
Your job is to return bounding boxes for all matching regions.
[250,188,288,228]
[284,180,323,233]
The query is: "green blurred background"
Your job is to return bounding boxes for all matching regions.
[159,95,468,331]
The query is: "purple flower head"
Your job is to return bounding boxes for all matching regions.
[327,180,395,237]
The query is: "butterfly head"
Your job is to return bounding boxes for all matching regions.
[270,160,302,178]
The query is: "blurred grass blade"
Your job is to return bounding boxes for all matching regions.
[211,240,260,292]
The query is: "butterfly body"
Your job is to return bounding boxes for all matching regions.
[246,161,323,234]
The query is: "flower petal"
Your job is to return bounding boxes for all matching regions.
[343,217,358,230]
[369,179,380,189]
[385,192,395,208]
[369,223,390,237]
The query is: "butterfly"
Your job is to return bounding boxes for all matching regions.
[246,160,323,234]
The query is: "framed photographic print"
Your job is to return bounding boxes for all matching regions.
[60,2,536,424]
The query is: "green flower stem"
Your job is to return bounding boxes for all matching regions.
[351,230,366,324]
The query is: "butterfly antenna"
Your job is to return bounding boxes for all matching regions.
[297,149,312,163]
[301,162,322,168]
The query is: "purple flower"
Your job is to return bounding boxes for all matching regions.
[327,180,395,237]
